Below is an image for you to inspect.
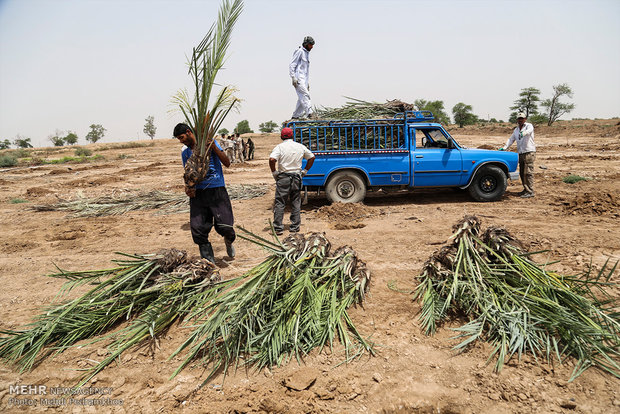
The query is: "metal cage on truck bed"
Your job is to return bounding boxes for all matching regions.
[285,111,435,152]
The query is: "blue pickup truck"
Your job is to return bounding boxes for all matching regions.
[285,111,518,203]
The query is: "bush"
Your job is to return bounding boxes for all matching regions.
[28,157,45,166]
[562,174,589,184]
[97,142,153,151]
[9,198,28,204]
[0,154,18,167]
[12,149,31,158]
[529,113,549,125]
[75,147,93,157]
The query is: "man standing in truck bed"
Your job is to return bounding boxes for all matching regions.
[269,127,315,235]
[289,36,315,120]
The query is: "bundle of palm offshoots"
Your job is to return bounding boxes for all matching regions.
[29,184,268,217]
[0,250,226,386]
[170,227,373,386]
[414,215,620,381]
[314,97,414,120]
[172,0,243,192]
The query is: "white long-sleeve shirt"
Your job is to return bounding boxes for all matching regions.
[289,46,310,84]
[505,122,536,154]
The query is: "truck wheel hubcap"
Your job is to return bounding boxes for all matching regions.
[480,176,497,192]
[336,180,355,198]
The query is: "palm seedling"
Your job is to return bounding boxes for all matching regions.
[170,226,374,387]
[171,0,243,191]
[0,249,226,386]
[414,215,620,381]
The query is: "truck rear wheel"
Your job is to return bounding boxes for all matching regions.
[468,165,507,202]
[325,171,366,203]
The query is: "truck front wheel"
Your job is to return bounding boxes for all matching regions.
[325,171,366,203]
[468,165,507,202]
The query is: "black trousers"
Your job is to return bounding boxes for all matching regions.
[189,187,236,245]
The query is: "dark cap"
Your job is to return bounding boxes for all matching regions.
[281,127,293,140]
[303,36,315,45]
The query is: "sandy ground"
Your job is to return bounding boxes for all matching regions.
[0,119,619,413]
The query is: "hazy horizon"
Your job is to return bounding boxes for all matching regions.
[1,0,619,148]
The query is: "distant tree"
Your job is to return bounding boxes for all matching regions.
[509,87,541,122]
[541,83,575,126]
[13,135,33,148]
[143,115,157,139]
[85,124,106,143]
[49,136,65,146]
[414,99,451,124]
[528,113,549,125]
[0,139,12,150]
[217,128,229,135]
[235,120,253,134]
[64,131,78,145]
[452,103,477,127]
[48,129,66,147]
[258,120,278,133]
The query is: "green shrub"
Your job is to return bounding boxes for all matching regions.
[12,149,31,158]
[97,142,153,151]
[0,154,18,167]
[9,198,28,204]
[75,147,92,157]
[562,174,589,184]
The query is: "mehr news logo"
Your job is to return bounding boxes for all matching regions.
[6,384,123,407]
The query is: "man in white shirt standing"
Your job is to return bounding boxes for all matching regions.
[501,112,536,198]
[269,127,315,235]
[289,36,315,120]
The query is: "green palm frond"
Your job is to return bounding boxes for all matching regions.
[414,215,620,381]
[0,250,222,385]
[169,226,374,387]
[176,0,244,156]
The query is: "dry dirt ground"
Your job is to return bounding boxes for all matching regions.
[0,119,619,413]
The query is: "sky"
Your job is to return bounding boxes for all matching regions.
[1,0,619,147]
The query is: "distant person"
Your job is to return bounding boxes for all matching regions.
[500,112,536,198]
[247,138,255,160]
[241,138,247,160]
[289,36,315,120]
[223,135,235,163]
[233,133,244,163]
[173,123,236,263]
[269,127,315,235]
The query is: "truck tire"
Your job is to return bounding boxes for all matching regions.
[325,171,366,203]
[467,165,507,202]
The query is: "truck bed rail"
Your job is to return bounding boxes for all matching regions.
[286,111,434,152]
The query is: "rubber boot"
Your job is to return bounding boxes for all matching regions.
[199,242,215,263]
[225,240,235,258]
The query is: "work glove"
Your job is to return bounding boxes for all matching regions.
[272,171,280,180]
[301,169,308,177]
[292,77,299,88]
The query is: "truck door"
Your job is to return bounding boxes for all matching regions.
[411,127,463,187]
